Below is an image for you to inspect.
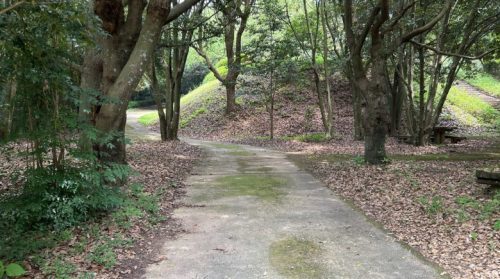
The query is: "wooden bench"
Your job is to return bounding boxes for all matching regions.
[432,126,457,144]
[476,169,500,187]
[445,135,467,144]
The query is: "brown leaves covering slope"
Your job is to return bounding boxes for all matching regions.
[303,158,499,279]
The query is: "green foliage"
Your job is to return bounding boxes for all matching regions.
[494,220,500,231]
[1,163,127,231]
[88,235,132,269]
[203,64,228,83]
[138,112,160,126]
[0,261,26,278]
[418,196,444,215]
[352,155,365,165]
[454,192,499,228]
[41,258,76,279]
[180,107,207,128]
[466,73,500,97]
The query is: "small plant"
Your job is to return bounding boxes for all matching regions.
[0,261,26,278]
[352,155,365,165]
[470,231,479,241]
[494,220,500,231]
[41,258,76,279]
[400,171,420,188]
[88,235,133,269]
[418,196,444,215]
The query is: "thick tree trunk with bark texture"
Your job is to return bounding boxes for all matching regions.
[82,0,200,163]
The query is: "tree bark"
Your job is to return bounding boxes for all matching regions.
[88,0,200,163]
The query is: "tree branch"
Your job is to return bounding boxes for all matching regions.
[0,1,25,15]
[166,0,203,23]
[401,0,452,43]
[410,40,496,60]
[382,1,416,35]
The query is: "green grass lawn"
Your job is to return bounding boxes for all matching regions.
[137,111,159,126]
[466,73,500,97]
[137,80,220,126]
[447,86,499,125]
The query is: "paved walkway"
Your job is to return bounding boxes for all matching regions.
[127,110,442,279]
[456,80,500,109]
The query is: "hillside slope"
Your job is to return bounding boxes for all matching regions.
[144,75,353,141]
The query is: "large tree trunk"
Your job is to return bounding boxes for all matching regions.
[94,1,178,163]
[89,0,200,163]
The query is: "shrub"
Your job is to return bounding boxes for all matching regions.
[0,163,127,232]
[181,63,210,94]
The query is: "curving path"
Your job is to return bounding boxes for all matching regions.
[127,110,443,279]
[455,80,500,109]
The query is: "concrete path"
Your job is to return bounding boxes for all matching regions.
[143,141,442,279]
[125,109,441,279]
[126,108,160,141]
[456,80,500,109]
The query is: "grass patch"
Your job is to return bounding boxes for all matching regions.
[214,174,287,202]
[181,79,220,107]
[209,143,243,150]
[137,80,221,127]
[138,111,159,126]
[269,236,326,279]
[227,150,254,156]
[466,73,500,97]
[180,107,207,128]
[447,86,499,124]
[87,234,133,269]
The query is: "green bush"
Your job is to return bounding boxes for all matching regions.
[0,261,26,278]
[181,63,209,94]
[0,163,127,232]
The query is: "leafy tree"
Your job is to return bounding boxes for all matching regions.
[193,0,255,114]
[342,0,452,164]
[150,1,206,141]
[285,0,335,138]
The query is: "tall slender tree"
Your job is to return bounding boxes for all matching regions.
[193,0,255,114]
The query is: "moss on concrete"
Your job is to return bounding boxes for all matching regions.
[209,143,243,150]
[227,150,255,156]
[214,174,287,201]
[269,236,326,278]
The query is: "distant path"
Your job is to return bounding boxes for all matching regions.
[126,108,160,141]
[456,80,500,109]
[126,110,442,278]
